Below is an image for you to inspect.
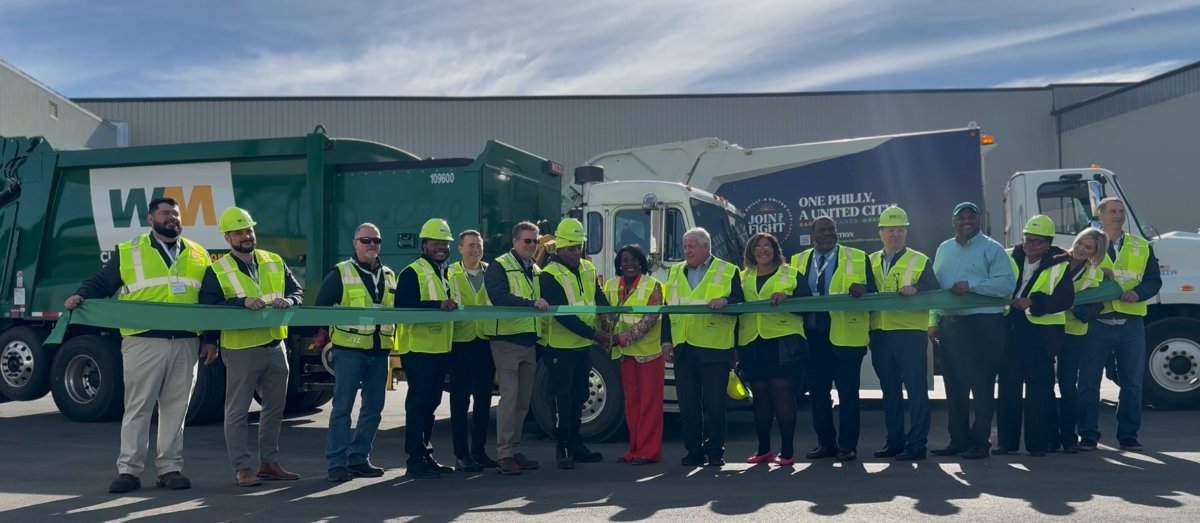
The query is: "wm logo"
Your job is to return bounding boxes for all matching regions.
[109,186,216,228]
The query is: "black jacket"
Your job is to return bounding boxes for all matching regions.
[73,236,198,339]
[199,253,305,346]
[538,255,611,345]
[1009,244,1074,356]
[395,254,449,310]
[483,250,540,347]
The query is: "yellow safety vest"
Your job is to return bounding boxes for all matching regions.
[329,259,397,350]
[116,234,210,336]
[396,258,454,354]
[447,261,489,342]
[1065,261,1103,336]
[791,247,870,347]
[1100,233,1150,316]
[738,265,805,346]
[213,250,288,349]
[482,253,543,337]
[1006,249,1068,326]
[869,248,930,332]
[663,258,738,349]
[540,259,598,349]
[603,275,663,359]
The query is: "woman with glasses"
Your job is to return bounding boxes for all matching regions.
[737,232,811,465]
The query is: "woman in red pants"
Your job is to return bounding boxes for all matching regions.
[603,245,666,465]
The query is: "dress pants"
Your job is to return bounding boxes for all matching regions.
[117,336,199,476]
[938,314,1004,451]
[490,339,537,459]
[450,339,495,458]
[996,319,1058,453]
[869,329,931,451]
[545,347,592,445]
[1052,332,1087,448]
[621,356,665,463]
[674,343,732,460]
[807,329,865,451]
[399,351,450,466]
[222,342,289,471]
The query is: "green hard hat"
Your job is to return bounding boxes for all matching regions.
[554,218,586,247]
[1024,215,1055,237]
[219,207,256,233]
[878,206,910,227]
[420,219,453,241]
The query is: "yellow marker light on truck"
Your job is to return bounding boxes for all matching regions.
[981,135,995,145]
[1183,285,1194,292]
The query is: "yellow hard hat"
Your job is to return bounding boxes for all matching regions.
[219,207,256,233]
[419,219,453,241]
[727,369,750,400]
[554,218,586,248]
[878,206,910,227]
[1024,215,1055,237]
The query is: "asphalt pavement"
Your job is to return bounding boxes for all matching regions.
[1,380,1198,522]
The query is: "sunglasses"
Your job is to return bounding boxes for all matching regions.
[356,237,382,245]
[519,238,538,245]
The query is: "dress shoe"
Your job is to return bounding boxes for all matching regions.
[328,467,350,482]
[931,445,968,457]
[236,468,262,487]
[1119,438,1144,452]
[747,451,774,464]
[680,453,706,467]
[991,447,1017,456]
[513,453,540,470]
[836,449,857,462]
[874,444,905,458]
[405,461,440,479]
[496,457,522,475]
[617,456,632,463]
[257,462,300,481]
[455,456,484,473]
[895,448,927,461]
[470,453,498,468]
[961,447,989,460]
[156,471,190,490]
[706,455,726,467]
[425,456,454,473]
[773,454,796,466]
[556,443,576,470]
[1030,451,1047,457]
[109,474,141,494]
[569,444,604,463]
[632,457,654,466]
[1063,445,1080,454]
[347,461,385,478]
[806,447,838,460]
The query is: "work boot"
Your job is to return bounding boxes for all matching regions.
[155,471,191,490]
[404,461,440,479]
[556,443,576,470]
[347,461,385,478]
[512,453,539,470]
[328,467,350,483]
[235,468,262,487]
[496,457,522,475]
[257,462,301,481]
[108,474,141,494]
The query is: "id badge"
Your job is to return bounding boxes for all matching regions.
[170,282,187,294]
[372,303,382,309]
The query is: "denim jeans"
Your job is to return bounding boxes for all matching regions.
[325,349,390,469]
[1076,318,1146,443]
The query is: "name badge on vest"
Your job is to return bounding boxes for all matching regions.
[372,303,381,309]
[170,282,187,294]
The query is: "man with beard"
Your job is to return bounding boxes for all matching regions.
[315,223,394,482]
[395,219,460,479]
[67,198,212,494]
[199,207,305,487]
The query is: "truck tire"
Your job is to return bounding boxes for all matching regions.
[284,391,324,413]
[0,327,53,401]
[185,356,226,426]
[1142,318,1200,409]
[532,346,626,443]
[50,335,124,422]
[309,390,334,409]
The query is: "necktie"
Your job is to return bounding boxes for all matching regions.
[817,255,827,296]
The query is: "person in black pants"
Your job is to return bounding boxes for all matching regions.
[446,230,498,472]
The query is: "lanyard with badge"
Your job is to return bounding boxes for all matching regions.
[153,236,188,295]
[810,246,836,296]
[362,265,383,308]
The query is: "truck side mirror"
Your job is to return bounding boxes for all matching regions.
[1087,180,1104,220]
[649,207,664,258]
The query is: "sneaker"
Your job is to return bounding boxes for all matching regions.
[496,457,522,475]
[569,444,603,463]
[347,461,385,478]
[328,467,350,482]
[747,451,774,464]
[1119,438,1144,452]
[470,453,498,468]
[109,474,141,494]
[155,471,191,490]
[404,461,440,479]
[512,453,540,470]
[1078,440,1098,451]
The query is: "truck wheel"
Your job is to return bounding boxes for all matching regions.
[283,391,323,413]
[0,327,52,401]
[1143,318,1200,409]
[185,356,226,425]
[532,346,627,443]
[50,335,124,422]
[309,390,334,409]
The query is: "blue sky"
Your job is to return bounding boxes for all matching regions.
[2,0,1199,97]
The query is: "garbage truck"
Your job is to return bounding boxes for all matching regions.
[0,126,562,423]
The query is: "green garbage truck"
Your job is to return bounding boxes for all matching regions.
[0,126,562,423]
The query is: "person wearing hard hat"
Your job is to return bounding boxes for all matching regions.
[538,218,611,469]
[447,229,498,472]
[790,216,876,463]
[313,223,395,482]
[198,207,305,487]
[394,218,460,479]
[867,207,940,462]
[928,202,1015,460]
[66,197,211,494]
[993,215,1074,457]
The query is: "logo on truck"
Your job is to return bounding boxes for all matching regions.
[90,162,237,252]
[745,198,794,242]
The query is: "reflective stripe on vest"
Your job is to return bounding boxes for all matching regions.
[1101,233,1150,316]
[448,261,489,342]
[791,247,870,347]
[330,259,397,350]
[213,250,288,349]
[117,234,211,336]
[541,260,598,349]
[482,253,542,337]
[603,275,662,359]
[868,249,930,332]
[397,258,454,354]
[738,264,805,345]
[663,258,738,349]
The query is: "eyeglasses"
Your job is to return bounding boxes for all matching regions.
[1025,238,1049,246]
[519,238,537,245]
[560,245,582,253]
[356,237,382,245]
[752,245,774,252]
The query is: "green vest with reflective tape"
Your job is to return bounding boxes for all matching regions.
[869,248,930,332]
[482,253,543,337]
[738,264,805,346]
[603,275,663,359]
[540,259,598,349]
[1006,250,1068,326]
[117,234,210,336]
[212,250,288,349]
[791,247,870,347]
[1065,261,1103,336]
[1100,233,1150,316]
[447,261,489,342]
[330,259,397,350]
[396,258,454,354]
[663,258,738,349]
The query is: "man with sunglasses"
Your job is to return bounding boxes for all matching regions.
[538,218,612,469]
[484,221,551,475]
[314,224,395,482]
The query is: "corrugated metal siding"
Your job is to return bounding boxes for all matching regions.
[78,90,1060,243]
[1061,90,1200,234]
[0,60,116,148]
[1058,62,1200,132]
[1052,84,1127,111]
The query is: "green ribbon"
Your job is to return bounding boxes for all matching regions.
[46,280,1124,345]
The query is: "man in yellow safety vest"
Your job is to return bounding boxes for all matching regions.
[447,230,498,472]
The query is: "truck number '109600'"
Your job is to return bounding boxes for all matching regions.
[430,172,455,184]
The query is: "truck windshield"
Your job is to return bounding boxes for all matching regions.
[1110,175,1150,238]
[690,198,747,262]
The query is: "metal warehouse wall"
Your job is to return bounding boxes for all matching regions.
[0,60,116,148]
[78,88,1104,244]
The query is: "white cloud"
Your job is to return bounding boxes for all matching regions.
[995,60,1187,87]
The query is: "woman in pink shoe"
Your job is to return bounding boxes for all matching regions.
[737,233,811,465]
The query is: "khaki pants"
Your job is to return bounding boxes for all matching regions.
[222,342,289,471]
[490,340,536,459]
[117,336,199,476]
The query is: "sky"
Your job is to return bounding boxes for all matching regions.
[2,0,1199,98]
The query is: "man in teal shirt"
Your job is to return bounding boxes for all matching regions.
[927,202,1016,460]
